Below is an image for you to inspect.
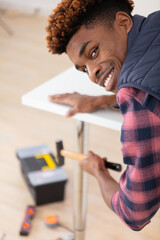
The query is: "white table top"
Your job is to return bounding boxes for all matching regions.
[22,67,123,131]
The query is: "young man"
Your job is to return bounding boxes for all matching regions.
[46,0,160,231]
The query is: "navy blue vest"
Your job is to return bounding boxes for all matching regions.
[118,11,160,100]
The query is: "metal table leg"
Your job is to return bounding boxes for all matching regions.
[73,121,88,240]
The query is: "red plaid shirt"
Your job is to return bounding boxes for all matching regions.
[111,87,160,231]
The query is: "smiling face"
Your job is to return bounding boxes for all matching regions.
[66,12,133,93]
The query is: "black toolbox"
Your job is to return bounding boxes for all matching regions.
[16,145,68,205]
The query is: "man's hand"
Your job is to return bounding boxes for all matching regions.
[49,92,118,117]
[80,151,109,177]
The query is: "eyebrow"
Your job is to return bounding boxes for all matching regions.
[75,41,91,70]
[79,41,91,57]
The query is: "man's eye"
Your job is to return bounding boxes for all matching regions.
[91,47,98,59]
[83,66,87,73]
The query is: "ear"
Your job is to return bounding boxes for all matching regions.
[115,12,133,34]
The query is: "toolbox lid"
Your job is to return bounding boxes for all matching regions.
[16,145,52,159]
[28,168,68,187]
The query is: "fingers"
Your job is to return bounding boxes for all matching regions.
[49,93,70,98]
[87,151,98,158]
[48,92,80,106]
[80,151,107,176]
[86,151,107,167]
[48,92,98,117]
[48,92,79,100]
[49,93,81,117]
[49,93,70,101]
[66,107,78,117]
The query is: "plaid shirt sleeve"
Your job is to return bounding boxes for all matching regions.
[111,87,160,231]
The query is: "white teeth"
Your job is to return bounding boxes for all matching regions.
[104,70,114,87]
[104,78,110,87]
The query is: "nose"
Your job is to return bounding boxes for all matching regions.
[87,63,101,84]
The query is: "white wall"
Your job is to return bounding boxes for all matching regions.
[0,0,60,15]
[0,0,160,16]
[133,0,160,16]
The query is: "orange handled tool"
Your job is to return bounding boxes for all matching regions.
[56,140,122,172]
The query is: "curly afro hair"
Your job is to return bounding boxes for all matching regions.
[46,0,134,55]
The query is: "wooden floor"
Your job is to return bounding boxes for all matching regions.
[0,9,160,240]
